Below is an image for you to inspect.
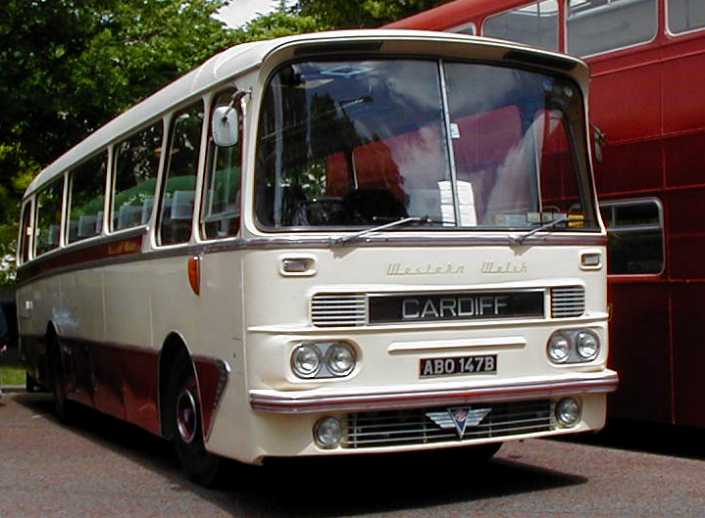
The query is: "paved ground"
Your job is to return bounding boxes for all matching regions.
[1,393,705,517]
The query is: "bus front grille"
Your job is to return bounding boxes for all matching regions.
[311,293,368,327]
[342,399,553,449]
[551,286,585,318]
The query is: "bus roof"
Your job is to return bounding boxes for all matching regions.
[387,0,523,30]
[26,29,587,197]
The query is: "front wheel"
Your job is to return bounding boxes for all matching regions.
[168,353,222,486]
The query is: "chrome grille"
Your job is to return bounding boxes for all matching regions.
[311,294,368,328]
[343,400,553,449]
[551,286,585,318]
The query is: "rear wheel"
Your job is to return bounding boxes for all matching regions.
[48,336,71,422]
[168,352,222,486]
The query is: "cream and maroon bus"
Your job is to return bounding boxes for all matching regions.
[15,30,618,484]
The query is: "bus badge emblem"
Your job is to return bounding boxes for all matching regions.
[426,407,492,439]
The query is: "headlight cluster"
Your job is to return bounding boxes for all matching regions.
[547,329,600,364]
[291,342,357,379]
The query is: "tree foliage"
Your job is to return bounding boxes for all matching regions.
[0,0,442,285]
[295,0,446,29]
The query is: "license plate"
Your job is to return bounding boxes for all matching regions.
[419,355,497,378]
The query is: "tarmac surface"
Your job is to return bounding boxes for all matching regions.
[1,392,705,517]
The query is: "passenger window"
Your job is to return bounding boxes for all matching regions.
[159,102,204,245]
[68,153,107,243]
[601,199,663,275]
[113,122,163,231]
[202,92,242,240]
[35,179,64,256]
[567,0,657,57]
[449,23,476,35]
[18,200,33,264]
[669,0,705,34]
[483,0,559,51]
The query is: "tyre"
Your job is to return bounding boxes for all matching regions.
[26,372,40,393]
[168,352,222,486]
[48,335,71,422]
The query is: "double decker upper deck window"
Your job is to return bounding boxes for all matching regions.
[483,0,559,51]
[68,153,107,243]
[567,0,657,57]
[35,179,64,256]
[159,103,204,246]
[113,122,163,231]
[668,0,705,34]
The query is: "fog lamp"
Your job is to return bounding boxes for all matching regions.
[547,334,570,363]
[292,344,322,379]
[555,398,581,427]
[326,343,356,376]
[576,331,599,360]
[314,416,342,449]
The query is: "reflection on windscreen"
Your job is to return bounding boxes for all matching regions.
[255,59,596,231]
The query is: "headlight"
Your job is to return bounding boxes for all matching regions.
[547,329,601,364]
[576,331,599,360]
[314,416,342,449]
[547,334,570,363]
[291,344,322,378]
[555,397,581,427]
[326,343,356,376]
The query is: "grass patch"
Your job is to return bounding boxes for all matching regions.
[0,367,24,386]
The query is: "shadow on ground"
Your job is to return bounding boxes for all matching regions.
[565,418,705,461]
[14,393,587,517]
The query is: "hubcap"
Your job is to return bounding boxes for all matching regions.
[176,388,198,444]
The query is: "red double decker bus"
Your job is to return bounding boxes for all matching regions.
[391,0,705,428]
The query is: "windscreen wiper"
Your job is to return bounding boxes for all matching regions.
[332,216,438,246]
[511,214,570,246]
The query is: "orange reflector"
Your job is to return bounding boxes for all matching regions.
[188,256,201,295]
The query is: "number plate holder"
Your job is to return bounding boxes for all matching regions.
[419,354,497,378]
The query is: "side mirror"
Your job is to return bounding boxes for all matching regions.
[211,106,239,148]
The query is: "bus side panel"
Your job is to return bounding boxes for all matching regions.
[195,250,252,461]
[607,282,671,423]
[671,284,705,427]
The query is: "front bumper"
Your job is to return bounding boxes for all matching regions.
[249,370,619,414]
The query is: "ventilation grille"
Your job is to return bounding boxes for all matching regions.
[343,400,553,449]
[311,294,368,328]
[551,286,585,318]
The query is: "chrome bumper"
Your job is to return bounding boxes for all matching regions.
[249,371,619,414]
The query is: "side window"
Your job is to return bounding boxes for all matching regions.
[159,102,204,245]
[18,200,33,264]
[483,0,559,51]
[449,23,476,35]
[35,179,64,256]
[668,0,705,34]
[601,199,663,275]
[68,153,107,243]
[202,91,242,240]
[567,0,657,57]
[113,122,163,231]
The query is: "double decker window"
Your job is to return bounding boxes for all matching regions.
[668,0,705,34]
[35,179,64,256]
[600,198,663,275]
[483,0,559,51]
[567,0,657,57]
[113,122,163,231]
[159,102,204,245]
[68,153,107,243]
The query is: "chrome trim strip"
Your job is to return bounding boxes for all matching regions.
[249,373,619,414]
